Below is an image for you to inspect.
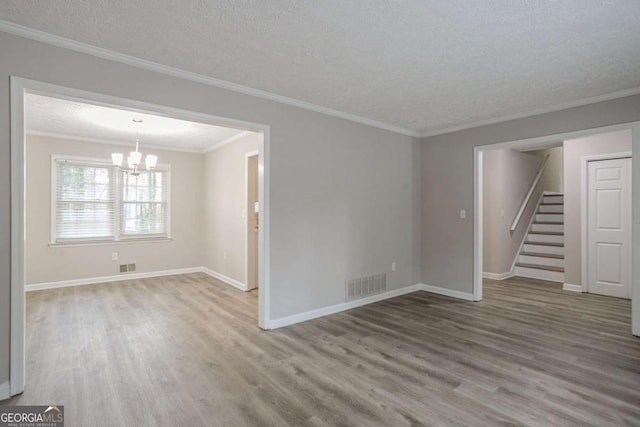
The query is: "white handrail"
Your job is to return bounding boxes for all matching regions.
[510,154,550,232]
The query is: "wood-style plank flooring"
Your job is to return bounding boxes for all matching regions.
[3,274,640,426]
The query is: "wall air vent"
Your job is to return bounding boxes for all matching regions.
[120,264,136,273]
[346,273,386,301]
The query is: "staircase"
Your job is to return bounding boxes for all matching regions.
[514,193,564,282]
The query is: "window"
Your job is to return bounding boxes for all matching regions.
[52,156,170,244]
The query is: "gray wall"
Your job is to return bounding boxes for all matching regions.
[0,32,422,385]
[483,149,541,274]
[421,93,640,292]
[203,133,259,284]
[563,129,632,286]
[25,135,205,284]
[529,146,564,193]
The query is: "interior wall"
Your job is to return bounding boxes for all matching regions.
[563,129,632,286]
[0,32,422,384]
[25,134,205,284]
[483,149,541,274]
[203,133,259,284]
[420,93,640,294]
[528,146,564,193]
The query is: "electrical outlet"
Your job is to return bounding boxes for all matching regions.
[111,252,118,261]
[391,262,397,272]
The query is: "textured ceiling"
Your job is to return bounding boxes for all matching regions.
[3,1,640,136]
[25,93,245,152]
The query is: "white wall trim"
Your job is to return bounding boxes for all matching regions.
[0,20,419,138]
[201,267,249,292]
[10,77,272,395]
[204,131,254,153]
[244,150,260,291]
[27,130,204,154]
[483,272,515,280]
[563,283,583,292]
[580,151,632,295]
[474,121,640,329]
[632,124,640,336]
[420,86,640,138]
[0,381,10,401]
[268,284,424,329]
[25,267,203,292]
[4,20,640,141]
[420,284,475,301]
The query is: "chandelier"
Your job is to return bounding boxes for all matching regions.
[111,118,158,176]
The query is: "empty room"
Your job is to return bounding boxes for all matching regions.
[1,2,639,426]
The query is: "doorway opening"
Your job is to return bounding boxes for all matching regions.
[474,122,640,337]
[9,77,272,397]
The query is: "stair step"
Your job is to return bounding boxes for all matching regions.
[515,263,564,272]
[529,231,564,236]
[540,203,563,206]
[533,221,563,225]
[520,251,564,259]
[525,241,564,247]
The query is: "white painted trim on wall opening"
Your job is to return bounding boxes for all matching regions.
[0,381,9,401]
[580,151,632,294]
[473,121,640,338]
[245,150,260,291]
[9,77,272,397]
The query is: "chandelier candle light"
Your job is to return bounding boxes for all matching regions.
[111,118,158,176]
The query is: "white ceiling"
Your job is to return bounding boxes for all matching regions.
[25,93,246,152]
[3,1,640,136]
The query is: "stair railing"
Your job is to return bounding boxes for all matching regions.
[510,154,550,232]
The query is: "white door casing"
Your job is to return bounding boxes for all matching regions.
[587,157,632,299]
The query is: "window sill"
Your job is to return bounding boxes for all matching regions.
[48,237,173,248]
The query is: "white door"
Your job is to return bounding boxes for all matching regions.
[587,157,632,298]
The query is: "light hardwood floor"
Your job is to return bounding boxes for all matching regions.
[3,274,640,426]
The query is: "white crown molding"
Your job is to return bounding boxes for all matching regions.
[0,20,420,138]
[203,131,253,153]
[420,85,640,138]
[26,130,205,153]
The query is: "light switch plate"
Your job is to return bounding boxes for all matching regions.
[460,210,466,219]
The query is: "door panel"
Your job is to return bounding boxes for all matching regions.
[587,157,631,298]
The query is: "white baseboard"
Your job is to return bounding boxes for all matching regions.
[0,381,10,401]
[420,284,475,301]
[563,283,584,292]
[483,271,515,280]
[201,268,249,291]
[25,267,203,292]
[268,284,423,329]
[267,283,475,329]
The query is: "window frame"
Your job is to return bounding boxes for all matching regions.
[50,154,171,246]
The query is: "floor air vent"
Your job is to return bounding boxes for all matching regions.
[346,274,386,301]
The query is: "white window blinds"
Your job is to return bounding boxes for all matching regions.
[120,170,169,237]
[54,160,115,241]
[52,157,170,244]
